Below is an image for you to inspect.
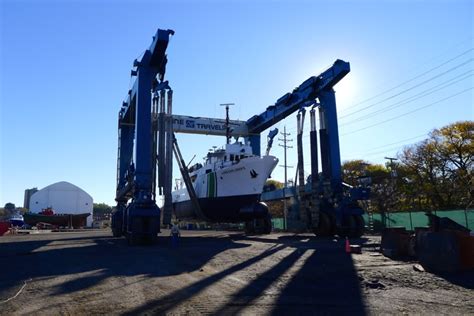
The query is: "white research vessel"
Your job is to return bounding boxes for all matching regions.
[172,140,278,224]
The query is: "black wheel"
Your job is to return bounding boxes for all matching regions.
[128,233,148,246]
[112,227,122,237]
[353,214,365,238]
[244,220,255,235]
[313,211,331,237]
[142,235,157,245]
[111,209,123,237]
[338,214,357,237]
[262,214,272,234]
[126,234,136,246]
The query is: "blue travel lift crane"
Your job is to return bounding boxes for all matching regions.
[247,60,369,237]
[112,28,369,245]
[112,29,174,245]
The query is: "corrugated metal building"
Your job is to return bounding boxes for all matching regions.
[23,187,38,210]
[29,181,93,227]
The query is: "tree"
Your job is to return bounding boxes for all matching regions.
[262,180,285,217]
[93,203,113,216]
[399,121,473,210]
[341,121,473,226]
[263,180,284,192]
[4,203,15,212]
[342,160,394,214]
[431,121,473,209]
[341,159,370,187]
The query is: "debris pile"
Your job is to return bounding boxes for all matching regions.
[381,213,474,273]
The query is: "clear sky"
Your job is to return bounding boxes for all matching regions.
[1,0,473,207]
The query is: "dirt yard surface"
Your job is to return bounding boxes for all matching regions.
[0,230,473,315]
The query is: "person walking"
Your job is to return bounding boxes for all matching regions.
[170,222,180,247]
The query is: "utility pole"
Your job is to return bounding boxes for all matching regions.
[220,103,234,144]
[384,156,398,228]
[278,126,293,230]
[384,157,398,178]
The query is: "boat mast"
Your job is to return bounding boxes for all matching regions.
[220,103,234,144]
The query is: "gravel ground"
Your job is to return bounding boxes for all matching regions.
[0,230,472,315]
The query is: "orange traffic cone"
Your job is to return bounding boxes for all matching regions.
[345,237,351,253]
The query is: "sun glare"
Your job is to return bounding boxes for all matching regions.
[334,72,357,113]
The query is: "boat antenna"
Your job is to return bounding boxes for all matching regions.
[220,103,234,144]
[186,154,196,168]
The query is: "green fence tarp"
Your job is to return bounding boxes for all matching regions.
[272,209,474,231]
[363,209,474,231]
[271,218,285,230]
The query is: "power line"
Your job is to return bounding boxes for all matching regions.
[339,48,474,114]
[340,71,473,126]
[344,145,411,160]
[341,87,474,136]
[361,133,427,152]
[340,134,428,159]
[280,60,472,135]
[268,54,472,144]
[340,58,473,119]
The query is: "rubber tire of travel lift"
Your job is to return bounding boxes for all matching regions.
[112,227,123,237]
[244,220,255,235]
[126,233,138,246]
[313,211,332,237]
[327,211,337,236]
[245,214,272,235]
[338,214,358,238]
[262,214,272,235]
[353,214,365,238]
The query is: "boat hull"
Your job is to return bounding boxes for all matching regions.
[24,213,90,228]
[9,219,24,227]
[172,155,278,223]
[173,194,268,222]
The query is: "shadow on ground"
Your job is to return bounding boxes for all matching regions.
[126,234,368,315]
[0,232,376,314]
[0,233,248,297]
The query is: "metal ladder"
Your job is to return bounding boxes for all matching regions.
[368,211,374,232]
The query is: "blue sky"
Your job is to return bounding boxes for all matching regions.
[1,0,473,207]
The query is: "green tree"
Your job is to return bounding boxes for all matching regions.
[431,121,473,209]
[342,160,394,214]
[93,203,113,216]
[342,121,473,223]
[4,203,15,212]
[400,121,473,210]
[263,179,284,192]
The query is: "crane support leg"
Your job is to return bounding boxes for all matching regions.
[162,89,174,226]
[318,89,342,192]
[296,110,310,226]
[155,85,174,226]
[125,61,161,245]
[308,108,321,232]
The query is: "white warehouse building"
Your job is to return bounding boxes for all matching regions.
[29,181,94,227]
